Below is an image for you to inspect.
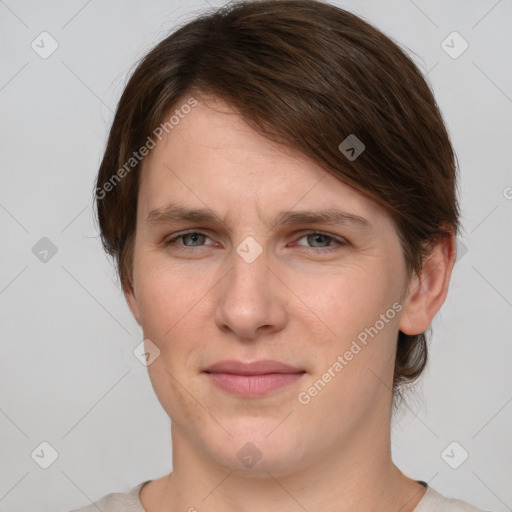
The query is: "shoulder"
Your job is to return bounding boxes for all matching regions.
[416,486,490,512]
[67,480,149,512]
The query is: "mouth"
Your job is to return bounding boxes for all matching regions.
[203,359,306,397]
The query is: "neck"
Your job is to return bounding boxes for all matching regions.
[141,411,426,512]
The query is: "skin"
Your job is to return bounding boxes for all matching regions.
[125,95,456,512]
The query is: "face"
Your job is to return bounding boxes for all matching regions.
[126,96,412,476]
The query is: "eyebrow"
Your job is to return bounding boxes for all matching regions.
[146,203,372,230]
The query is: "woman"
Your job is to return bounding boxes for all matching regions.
[73,1,485,510]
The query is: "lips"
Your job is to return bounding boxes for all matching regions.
[203,360,305,397]
[204,359,305,375]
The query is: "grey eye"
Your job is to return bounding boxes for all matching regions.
[181,233,207,246]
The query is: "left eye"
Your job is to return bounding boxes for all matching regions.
[295,232,344,249]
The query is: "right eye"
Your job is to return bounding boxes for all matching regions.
[163,231,217,252]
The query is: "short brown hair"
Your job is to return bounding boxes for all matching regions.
[94,0,459,400]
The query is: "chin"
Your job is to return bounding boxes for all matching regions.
[200,425,311,477]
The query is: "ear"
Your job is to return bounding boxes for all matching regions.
[124,286,142,326]
[399,231,457,335]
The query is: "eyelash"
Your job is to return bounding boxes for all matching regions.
[163,230,347,253]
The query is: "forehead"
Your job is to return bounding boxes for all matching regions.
[137,97,387,227]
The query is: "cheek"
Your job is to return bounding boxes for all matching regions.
[299,265,401,394]
[136,264,212,424]
[301,263,399,343]
[135,255,210,335]
[146,358,211,433]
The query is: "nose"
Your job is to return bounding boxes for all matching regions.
[214,242,288,341]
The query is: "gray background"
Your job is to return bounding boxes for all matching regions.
[0,0,511,511]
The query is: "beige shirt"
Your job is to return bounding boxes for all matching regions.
[69,480,487,512]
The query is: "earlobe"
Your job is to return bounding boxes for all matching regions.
[398,232,457,336]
